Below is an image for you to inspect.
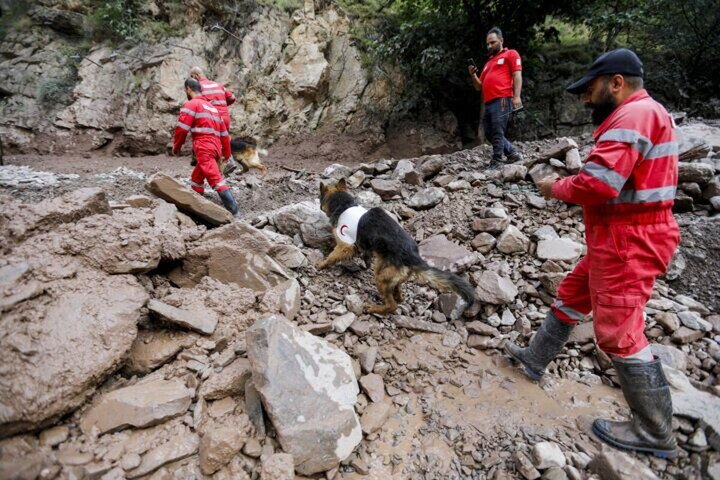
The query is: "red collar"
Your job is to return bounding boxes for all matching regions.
[593,89,650,139]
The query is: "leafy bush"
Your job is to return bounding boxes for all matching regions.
[87,0,141,42]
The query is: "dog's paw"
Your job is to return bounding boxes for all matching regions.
[364,304,389,315]
[314,260,328,270]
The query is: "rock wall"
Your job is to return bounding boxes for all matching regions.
[0,0,460,156]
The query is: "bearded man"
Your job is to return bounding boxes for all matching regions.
[504,49,680,459]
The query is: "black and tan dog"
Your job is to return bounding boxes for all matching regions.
[217,137,269,176]
[317,178,475,315]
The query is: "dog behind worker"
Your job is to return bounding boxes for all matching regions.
[504,49,680,459]
[316,178,475,315]
[226,137,268,176]
[172,77,240,216]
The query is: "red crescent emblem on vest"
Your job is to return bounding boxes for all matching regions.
[340,225,349,236]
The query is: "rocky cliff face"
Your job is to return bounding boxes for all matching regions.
[0,0,461,156]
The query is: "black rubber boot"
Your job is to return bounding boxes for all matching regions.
[504,311,574,381]
[592,357,677,459]
[223,156,238,176]
[218,189,240,217]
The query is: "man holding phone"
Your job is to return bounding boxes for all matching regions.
[469,27,523,164]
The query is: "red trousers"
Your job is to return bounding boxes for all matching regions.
[552,220,680,357]
[190,148,227,194]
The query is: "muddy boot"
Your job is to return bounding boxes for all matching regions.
[504,311,574,381]
[223,156,239,176]
[218,189,240,217]
[592,357,677,458]
[507,152,523,163]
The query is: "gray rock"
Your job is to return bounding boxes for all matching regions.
[392,159,416,179]
[146,173,233,226]
[246,315,362,475]
[588,447,659,480]
[81,379,193,434]
[472,216,510,233]
[473,270,518,305]
[513,451,540,480]
[564,148,582,173]
[447,179,472,191]
[532,441,566,469]
[678,162,715,184]
[125,329,194,374]
[347,170,366,189]
[261,453,294,480]
[527,194,548,209]
[270,201,333,248]
[358,347,378,374]
[359,374,385,403]
[323,163,352,180]
[199,357,252,400]
[654,312,680,332]
[370,179,402,200]
[678,311,712,331]
[651,344,688,371]
[417,156,445,179]
[360,399,393,434]
[568,321,594,343]
[537,137,579,163]
[395,315,446,333]
[419,235,474,271]
[672,326,705,344]
[529,164,563,186]
[536,238,584,262]
[496,225,530,254]
[127,431,199,478]
[148,299,217,335]
[356,190,383,208]
[406,187,446,209]
[502,164,528,182]
[664,365,720,451]
[471,232,497,253]
[199,426,246,475]
[534,226,559,241]
[332,312,357,333]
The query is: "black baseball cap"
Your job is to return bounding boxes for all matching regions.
[566,48,644,94]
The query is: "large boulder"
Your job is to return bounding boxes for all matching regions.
[146,173,233,227]
[247,315,362,475]
[168,222,292,292]
[678,162,715,185]
[0,259,148,438]
[269,201,333,248]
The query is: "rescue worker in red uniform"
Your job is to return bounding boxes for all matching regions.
[173,78,240,216]
[504,49,680,458]
[469,27,523,164]
[189,66,240,175]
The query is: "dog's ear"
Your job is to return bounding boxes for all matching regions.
[320,181,328,198]
[336,177,348,191]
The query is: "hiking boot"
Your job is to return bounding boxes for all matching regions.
[507,152,523,163]
[223,156,239,176]
[504,311,574,381]
[218,189,240,217]
[592,357,677,458]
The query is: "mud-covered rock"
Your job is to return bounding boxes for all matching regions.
[146,173,233,226]
[246,315,361,475]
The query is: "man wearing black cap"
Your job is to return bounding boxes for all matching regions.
[504,48,680,459]
[469,27,523,164]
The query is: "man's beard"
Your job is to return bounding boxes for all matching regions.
[186,93,192,101]
[587,85,618,125]
[488,45,501,55]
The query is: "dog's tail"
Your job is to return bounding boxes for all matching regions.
[413,263,475,307]
[257,148,268,156]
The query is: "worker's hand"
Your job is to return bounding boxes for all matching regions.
[537,174,560,199]
[468,65,478,76]
[512,96,523,110]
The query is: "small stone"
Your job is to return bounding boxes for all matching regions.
[532,442,566,470]
[332,312,357,333]
[406,187,446,210]
[39,426,69,447]
[654,312,680,333]
[199,426,246,475]
[261,453,294,480]
[672,326,705,344]
[442,330,463,348]
[678,311,712,331]
[370,179,402,200]
[359,373,386,403]
[536,239,584,262]
[360,400,393,434]
[243,438,263,458]
[473,270,518,305]
[688,428,708,448]
[358,347,378,374]
[588,447,660,480]
[147,299,217,336]
[513,451,540,480]
[502,164,528,182]
[120,453,141,471]
[496,225,530,254]
[471,232,496,253]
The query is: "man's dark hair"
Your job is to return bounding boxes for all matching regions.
[184,78,202,92]
[487,27,503,38]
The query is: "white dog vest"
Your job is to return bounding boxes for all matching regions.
[335,206,367,245]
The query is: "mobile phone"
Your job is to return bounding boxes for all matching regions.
[468,57,477,67]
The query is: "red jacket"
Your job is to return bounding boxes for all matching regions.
[173,95,231,159]
[552,89,678,225]
[198,77,235,117]
[479,48,522,103]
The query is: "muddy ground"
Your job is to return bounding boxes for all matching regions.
[1,135,719,480]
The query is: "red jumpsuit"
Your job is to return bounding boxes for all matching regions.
[198,77,236,130]
[550,89,680,357]
[173,95,231,194]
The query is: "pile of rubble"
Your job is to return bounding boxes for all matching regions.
[1,124,719,479]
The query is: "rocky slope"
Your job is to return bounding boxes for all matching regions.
[1,120,720,479]
[0,0,464,158]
